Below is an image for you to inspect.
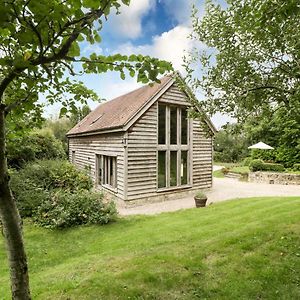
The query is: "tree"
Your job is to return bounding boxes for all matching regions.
[69,104,92,126]
[0,1,172,299]
[185,0,300,123]
[214,123,249,163]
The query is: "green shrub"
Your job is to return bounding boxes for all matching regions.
[10,169,50,217]
[250,149,276,163]
[35,190,117,229]
[242,157,252,166]
[7,132,66,168]
[19,160,93,191]
[249,159,285,172]
[10,160,93,218]
[293,163,300,171]
[249,159,264,172]
[262,163,285,172]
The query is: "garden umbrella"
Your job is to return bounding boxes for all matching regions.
[248,142,274,150]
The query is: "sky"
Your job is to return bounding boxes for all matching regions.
[45,0,231,129]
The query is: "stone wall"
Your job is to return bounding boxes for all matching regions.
[249,171,300,185]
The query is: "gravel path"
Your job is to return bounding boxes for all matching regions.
[118,177,300,216]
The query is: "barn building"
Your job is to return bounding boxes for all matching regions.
[67,74,216,205]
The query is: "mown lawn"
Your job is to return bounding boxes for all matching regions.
[1,197,300,299]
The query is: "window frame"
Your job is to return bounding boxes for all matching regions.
[96,153,118,193]
[157,103,192,191]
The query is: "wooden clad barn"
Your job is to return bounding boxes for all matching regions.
[67,74,216,205]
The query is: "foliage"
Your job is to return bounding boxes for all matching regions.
[245,107,300,167]
[9,169,49,218]
[242,157,252,166]
[10,160,93,218]
[6,131,66,168]
[249,159,264,172]
[1,197,300,299]
[69,104,91,126]
[214,123,249,162]
[0,0,172,297]
[250,149,276,162]
[195,191,206,199]
[249,159,285,172]
[0,0,173,121]
[293,163,300,171]
[44,118,73,154]
[35,190,117,229]
[262,163,285,172]
[230,166,250,175]
[186,0,300,122]
[18,160,93,191]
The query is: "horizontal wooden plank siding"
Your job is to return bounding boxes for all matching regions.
[192,120,213,189]
[126,83,213,201]
[127,102,158,200]
[159,83,191,106]
[68,132,126,199]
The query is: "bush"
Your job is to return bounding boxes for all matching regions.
[249,159,264,172]
[10,160,93,218]
[262,163,285,172]
[18,160,93,191]
[35,190,117,229]
[249,159,285,172]
[10,169,50,217]
[242,157,252,166]
[7,132,66,168]
[293,163,300,171]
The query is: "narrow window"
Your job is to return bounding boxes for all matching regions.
[71,151,75,163]
[97,155,102,185]
[101,155,117,189]
[170,106,177,144]
[170,151,177,186]
[181,108,188,145]
[158,151,166,188]
[181,151,188,185]
[158,104,166,144]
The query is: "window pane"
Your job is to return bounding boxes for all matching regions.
[181,151,188,185]
[158,151,166,188]
[181,108,188,145]
[97,155,102,185]
[170,107,177,144]
[158,104,166,144]
[110,157,114,186]
[170,151,177,186]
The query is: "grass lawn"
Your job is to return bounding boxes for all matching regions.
[212,169,225,178]
[1,197,300,299]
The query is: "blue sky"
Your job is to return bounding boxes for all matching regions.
[45,0,231,128]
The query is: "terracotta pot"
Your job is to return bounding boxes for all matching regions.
[194,196,207,208]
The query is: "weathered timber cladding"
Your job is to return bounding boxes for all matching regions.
[127,102,158,200]
[68,80,214,203]
[192,120,213,188]
[126,83,213,201]
[68,132,125,199]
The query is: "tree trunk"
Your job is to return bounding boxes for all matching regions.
[0,105,31,300]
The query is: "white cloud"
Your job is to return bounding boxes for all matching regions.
[116,25,195,73]
[81,43,103,55]
[108,0,155,39]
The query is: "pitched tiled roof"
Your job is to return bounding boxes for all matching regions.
[67,75,173,136]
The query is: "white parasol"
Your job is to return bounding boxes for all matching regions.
[248,141,274,150]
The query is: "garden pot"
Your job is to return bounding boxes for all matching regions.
[194,196,207,208]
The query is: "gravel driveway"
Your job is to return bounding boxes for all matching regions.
[118,177,300,216]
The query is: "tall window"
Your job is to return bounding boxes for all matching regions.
[71,151,76,164]
[97,155,117,189]
[157,103,189,189]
